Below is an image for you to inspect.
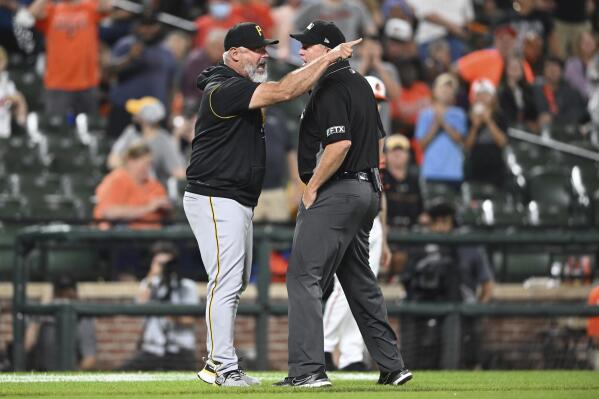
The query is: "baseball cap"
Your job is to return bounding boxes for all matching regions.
[494,23,517,38]
[471,78,496,96]
[384,18,412,42]
[290,20,346,49]
[126,96,166,123]
[365,76,387,101]
[385,134,410,151]
[224,22,278,51]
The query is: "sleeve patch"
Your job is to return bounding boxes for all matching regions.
[326,125,346,136]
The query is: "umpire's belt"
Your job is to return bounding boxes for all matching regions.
[332,170,371,182]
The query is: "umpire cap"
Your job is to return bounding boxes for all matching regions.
[224,22,279,50]
[290,20,346,49]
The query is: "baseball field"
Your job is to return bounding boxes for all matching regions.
[1,371,598,399]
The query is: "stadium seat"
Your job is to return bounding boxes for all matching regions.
[27,195,84,222]
[0,224,21,281]
[502,252,551,283]
[16,173,65,198]
[421,181,461,208]
[27,245,101,281]
[526,166,572,208]
[0,195,29,220]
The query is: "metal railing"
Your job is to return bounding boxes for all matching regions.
[11,225,599,370]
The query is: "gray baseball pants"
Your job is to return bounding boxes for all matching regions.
[287,179,406,377]
[183,192,252,374]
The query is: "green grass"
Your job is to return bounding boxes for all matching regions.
[1,371,598,399]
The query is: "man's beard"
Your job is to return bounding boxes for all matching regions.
[244,61,268,83]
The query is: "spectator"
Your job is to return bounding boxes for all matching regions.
[180,29,226,111]
[588,283,599,370]
[415,73,467,192]
[522,31,545,77]
[27,0,112,117]
[534,56,587,128]
[253,107,302,223]
[504,0,558,56]
[23,276,97,371]
[464,79,508,189]
[383,17,421,74]
[107,12,177,137]
[406,0,474,62]
[456,24,534,87]
[271,0,303,63]
[401,200,493,369]
[120,242,198,371]
[497,55,539,131]
[564,31,598,100]
[0,45,27,138]
[391,61,432,137]
[351,39,400,134]
[235,0,274,39]
[94,143,171,230]
[193,0,244,48]
[107,97,186,185]
[383,134,426,281]
[0,0,35,53]
[293,0,376,42]
[423,38,452,85]
[552,0,591,58]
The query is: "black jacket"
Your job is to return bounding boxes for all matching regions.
[185,64,265,207]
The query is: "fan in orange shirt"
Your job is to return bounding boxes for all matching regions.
[27,0,112,116]
[94,143,171,230]
[455,24,534,87]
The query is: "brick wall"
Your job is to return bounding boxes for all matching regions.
[1,298,592,370]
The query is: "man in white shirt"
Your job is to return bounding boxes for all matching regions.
[406,0,474,62]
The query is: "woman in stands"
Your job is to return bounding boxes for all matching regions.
[464,78,508,189]
[497,55,539,132]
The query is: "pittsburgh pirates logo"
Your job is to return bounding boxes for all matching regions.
[255,25,263,36]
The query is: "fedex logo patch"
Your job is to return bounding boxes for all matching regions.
[326,126,345,136]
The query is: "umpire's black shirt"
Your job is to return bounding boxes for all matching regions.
[186,63,264,207]
[298,60,384,184]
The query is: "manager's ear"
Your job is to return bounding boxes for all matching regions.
[229,47,242,63]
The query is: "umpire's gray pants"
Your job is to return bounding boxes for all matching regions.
[287,179,406,376]
[183,192,252,374]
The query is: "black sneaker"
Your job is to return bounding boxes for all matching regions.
[273,371,332,388]
[377,368,413,385]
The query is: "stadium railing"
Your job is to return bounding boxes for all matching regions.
[11,225,599,371]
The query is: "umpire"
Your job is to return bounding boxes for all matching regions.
[275,21,412,388]
[184,22,360,387]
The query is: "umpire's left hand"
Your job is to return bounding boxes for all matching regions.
[302,187,317,210]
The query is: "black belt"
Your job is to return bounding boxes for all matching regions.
[332,171,371,182]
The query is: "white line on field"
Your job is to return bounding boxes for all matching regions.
[0,372,378,383]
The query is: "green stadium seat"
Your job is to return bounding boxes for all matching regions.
[28,195,84,222]
[27,245,100,281]
[0,195,29,220]
[526,166,571,208]
[502,252,551,283]
[421,181,461,208]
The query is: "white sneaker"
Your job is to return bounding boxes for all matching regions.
[215,370,251,387]
[238,370,260,385]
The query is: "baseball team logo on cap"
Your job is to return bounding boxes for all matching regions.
[224,22,278,50]
[290,20,346,49]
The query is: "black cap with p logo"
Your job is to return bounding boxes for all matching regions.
[224,22,279,51]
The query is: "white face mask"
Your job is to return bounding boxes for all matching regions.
[209,3,232,20]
